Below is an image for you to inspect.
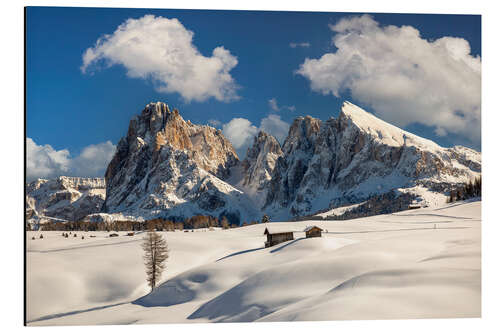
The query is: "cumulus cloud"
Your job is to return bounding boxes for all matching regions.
[259,114,289,143]
[27,138,116,182]
[268,97,296,112]
[268,98,280,112]
[290,42,310,48]
[296,15,481,144]
[222,118,259,151]
[27,138,71,181]
[81,15,239,102]
[222,114,290,158]
[71,141,117,178]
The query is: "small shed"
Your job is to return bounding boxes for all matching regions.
[304,226,323,238]
[264,226,294,248]
[408,200,422,210]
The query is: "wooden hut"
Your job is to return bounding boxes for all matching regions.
[304,226,323,238]
[408,200,422,210]
[264,226,294,248]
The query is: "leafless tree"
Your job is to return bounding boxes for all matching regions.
[142,230,169,292]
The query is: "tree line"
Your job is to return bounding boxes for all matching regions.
[39,214,258,231]
[447,176,481,203]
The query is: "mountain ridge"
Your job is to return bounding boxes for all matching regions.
[26,101,481,227]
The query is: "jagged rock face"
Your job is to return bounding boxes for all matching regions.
[103,102,256,224]
[26,176,106,226]
[264,101,481,218]
[106,102,238,182]
[241,131,283,192]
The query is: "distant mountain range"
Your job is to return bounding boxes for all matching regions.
[26,101,481,228]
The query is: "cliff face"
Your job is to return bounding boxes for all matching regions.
[102,102,257,224]
[262,101,481,218]
[241,131,282,190]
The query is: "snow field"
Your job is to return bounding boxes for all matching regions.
[27,200,481,325]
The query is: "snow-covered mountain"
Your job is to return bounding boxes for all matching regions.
[263,101,481,219]
[101,102,259,224]
[26,176,106,228]
[228,131,284,208]
[26,101,481,225]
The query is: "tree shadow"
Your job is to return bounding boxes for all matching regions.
[27,301,128,324]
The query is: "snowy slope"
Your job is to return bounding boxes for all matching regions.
[27,200,481,325]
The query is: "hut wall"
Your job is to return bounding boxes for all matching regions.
[266,232,294,247]
[306,229,322,238]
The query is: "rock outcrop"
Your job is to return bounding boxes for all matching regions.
[102,102,257,224]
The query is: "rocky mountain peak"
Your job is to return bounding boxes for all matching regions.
[338,101,440,150]
[102,102,255,224]
[107,102,238,183]
[246,131,282,160]
[282,115,321,155]
[241,131,282,196]
[264,101,481,219]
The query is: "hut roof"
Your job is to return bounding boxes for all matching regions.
[304,226,323,232]
[263,225,296,235]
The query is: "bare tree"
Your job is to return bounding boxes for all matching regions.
[142,230,169,292]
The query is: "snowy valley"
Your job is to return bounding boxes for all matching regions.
[27,200,481,325]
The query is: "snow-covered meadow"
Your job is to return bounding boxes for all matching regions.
[26,200,481,325]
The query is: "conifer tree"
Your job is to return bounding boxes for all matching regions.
[142,230,169,292]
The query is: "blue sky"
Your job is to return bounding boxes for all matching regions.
[26,7,481,181]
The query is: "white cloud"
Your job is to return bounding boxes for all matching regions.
[222,114,289,158]
[222,118,258,150]
[259,114,289,143]
[71,141,117,178]
[290,42,310,48]
[268,98,280,112]
[27,138,71,181]
[268,97,296,113]
[81,15,239,102]
[27,138,116,182]
[297,15,481,144]
[435,127,448,137]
